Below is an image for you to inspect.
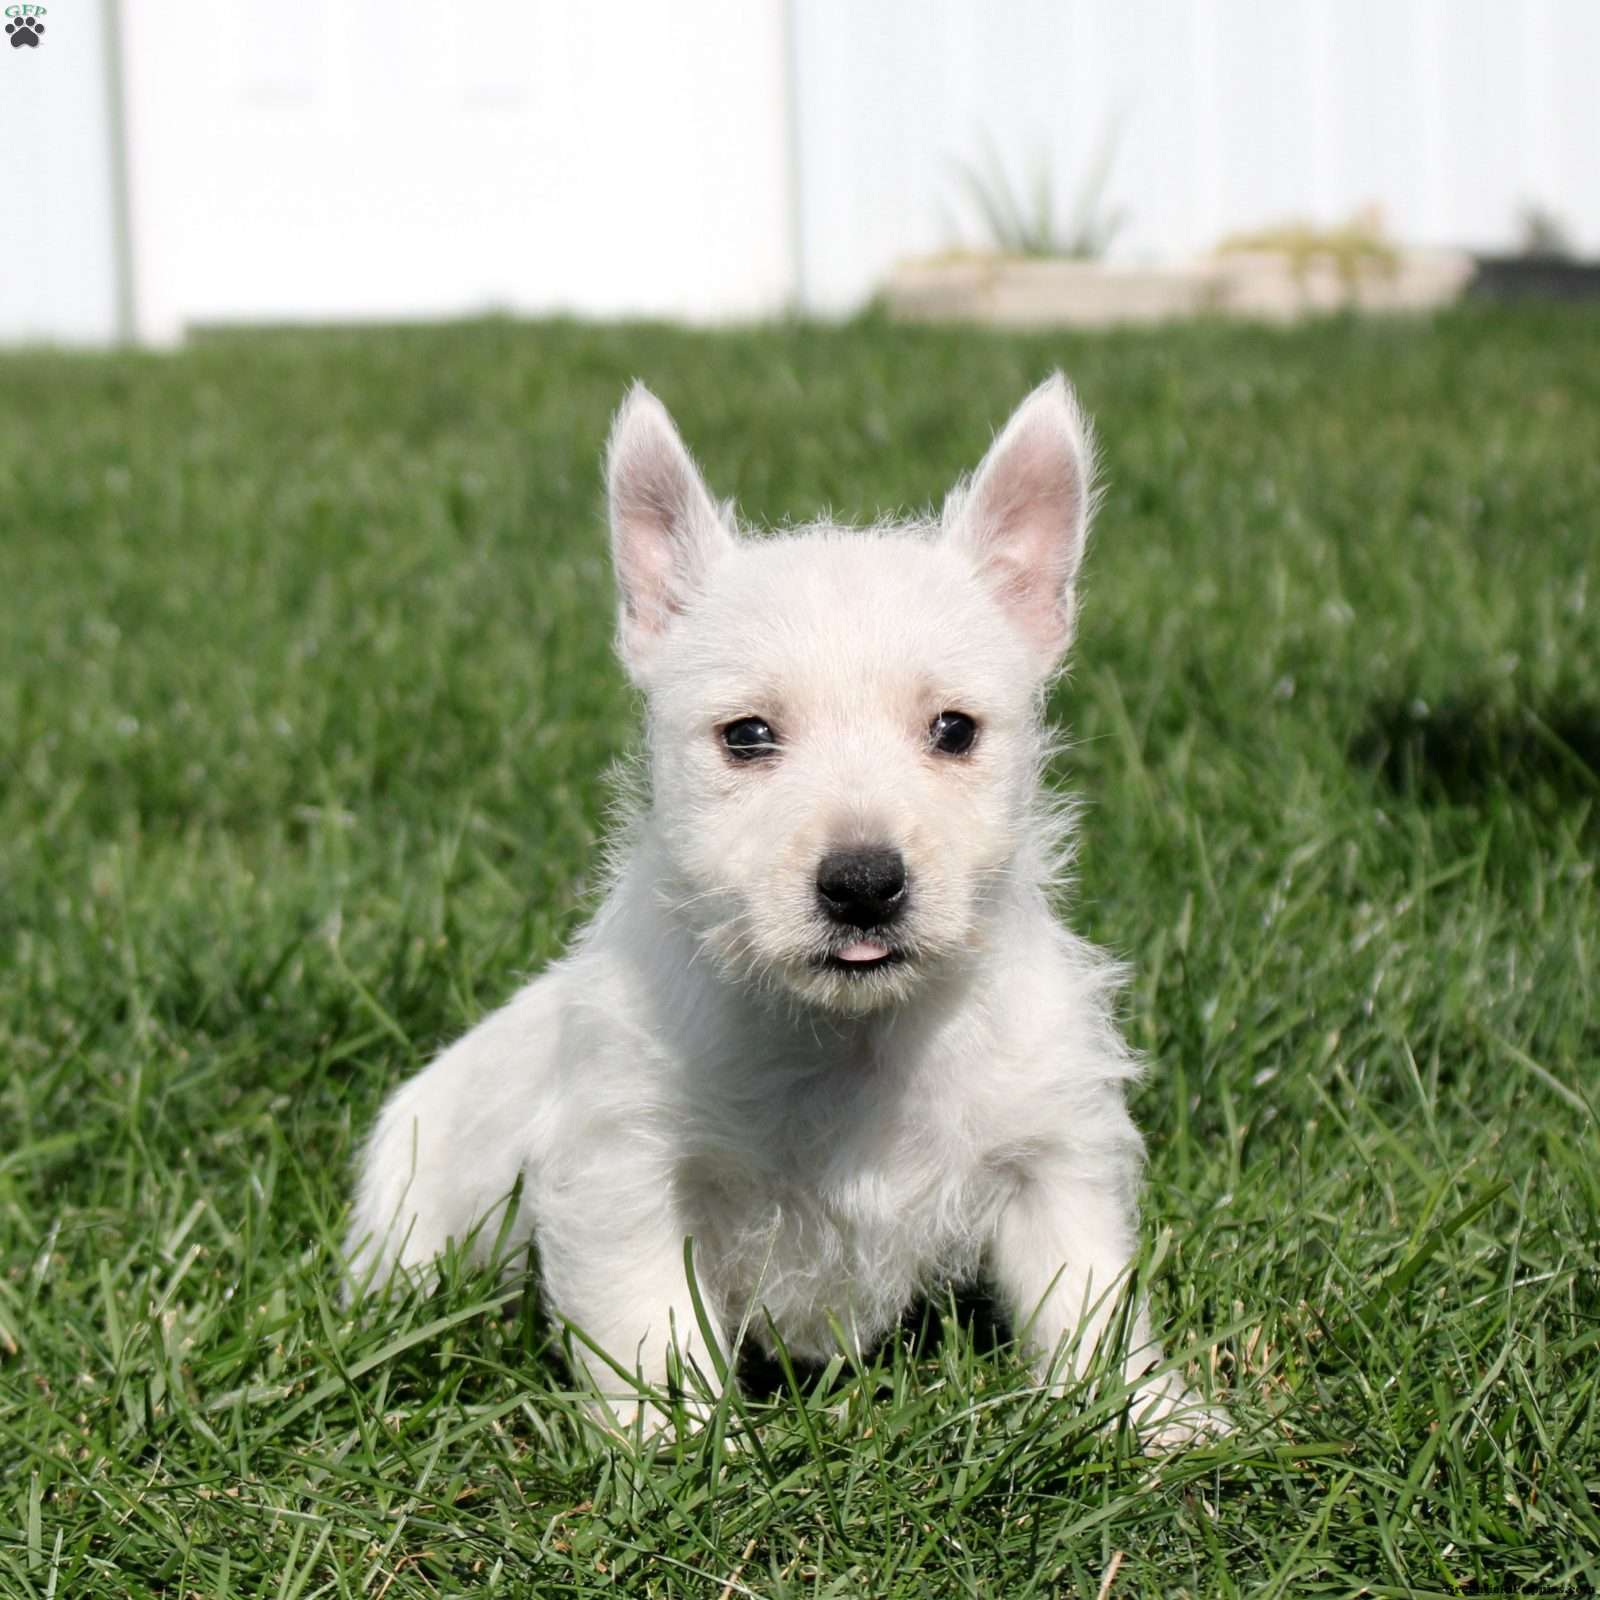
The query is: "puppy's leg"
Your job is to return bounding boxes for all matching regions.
[344,1085,513,1297]
[988,1152,1224,1449]
[540,1208,728,1439]
[344,979,562,1300]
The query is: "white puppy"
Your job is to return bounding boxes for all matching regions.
[346,376,1220,1446]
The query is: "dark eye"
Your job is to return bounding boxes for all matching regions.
[722,717,778,760]
[930,711,977,756]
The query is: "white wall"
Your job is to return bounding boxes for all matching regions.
[3,0,1599,343]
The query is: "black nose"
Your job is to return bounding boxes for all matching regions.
[816,847,907,929]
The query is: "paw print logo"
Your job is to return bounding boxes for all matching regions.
[6,15,45,47]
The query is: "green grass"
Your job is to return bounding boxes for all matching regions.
[2,309,1598,1597]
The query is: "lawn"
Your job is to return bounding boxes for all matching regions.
[1,309,1597,1597]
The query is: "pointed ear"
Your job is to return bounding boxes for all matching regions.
[606,383,735,681]
[942,374,1097,674]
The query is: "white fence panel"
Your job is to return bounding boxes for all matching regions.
[115,0,795,342]
[790,0,1600,313]
[0,0,125,343]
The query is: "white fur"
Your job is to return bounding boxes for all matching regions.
[345,376,1222,1447]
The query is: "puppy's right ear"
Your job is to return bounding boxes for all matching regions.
[606,384,734,682]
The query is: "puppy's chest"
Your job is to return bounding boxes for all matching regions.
[679,1090,1009,1358]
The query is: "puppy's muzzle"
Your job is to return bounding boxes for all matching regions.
[816,847,907,931]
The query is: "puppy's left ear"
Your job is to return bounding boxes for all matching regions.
[943,373,1097,674]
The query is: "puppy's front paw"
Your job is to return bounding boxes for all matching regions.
[588,1389,739,1452]
[1132,1377,1232,1452]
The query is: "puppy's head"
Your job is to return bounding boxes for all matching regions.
[607,378,1095,1015]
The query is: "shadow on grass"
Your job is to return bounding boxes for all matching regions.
[1351,694,1600,806]
[737,1284,1009,1398]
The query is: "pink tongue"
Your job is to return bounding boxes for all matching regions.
[837,940,890,963]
